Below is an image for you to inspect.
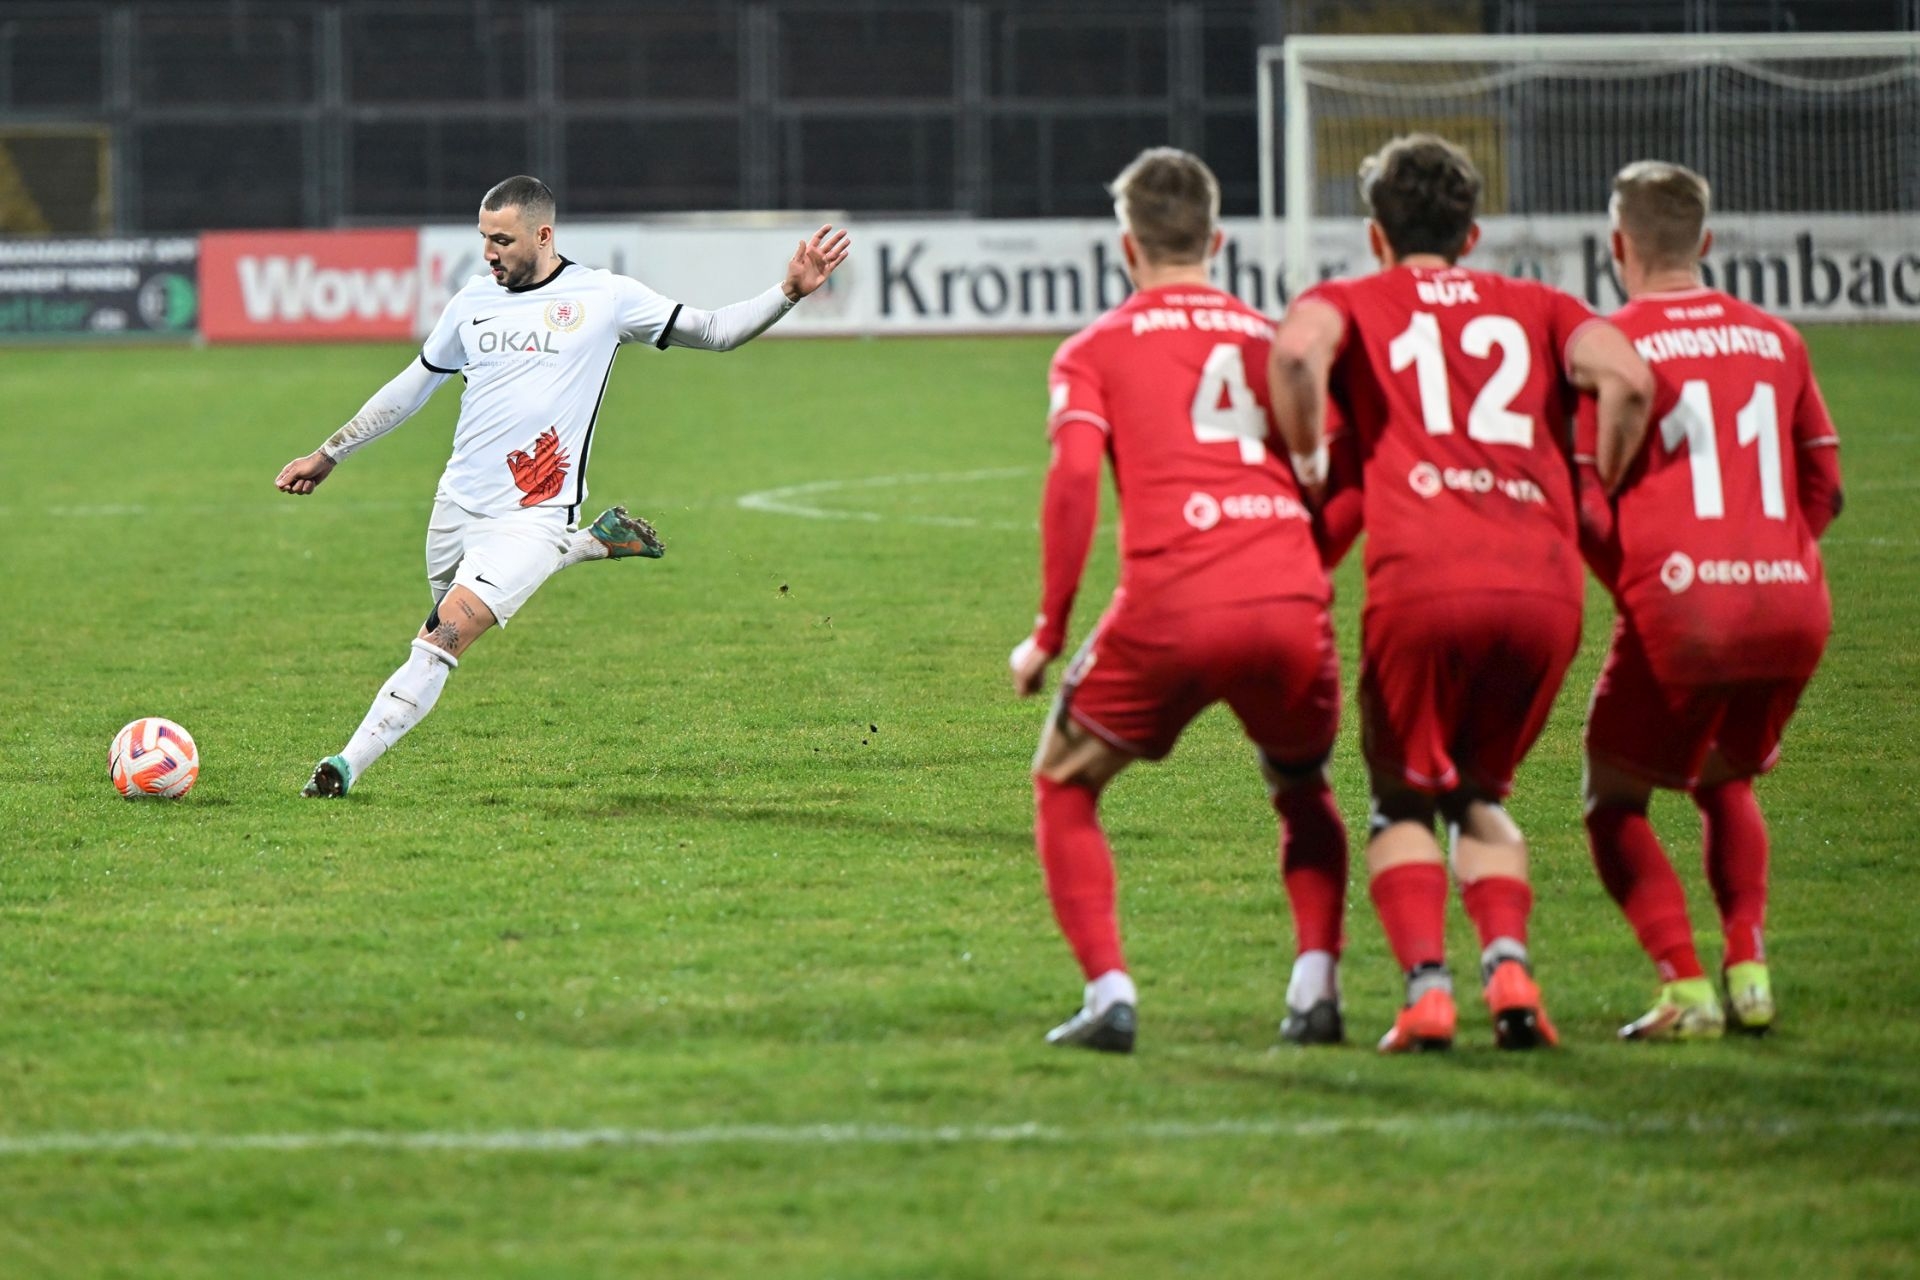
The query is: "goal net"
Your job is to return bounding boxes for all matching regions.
[1256,34,1920,319]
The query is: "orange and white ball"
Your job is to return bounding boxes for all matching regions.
[108,717,200,798]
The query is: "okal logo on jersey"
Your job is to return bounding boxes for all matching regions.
[506,428,571,506]
[544,299,584,332]
[478,328,563,354]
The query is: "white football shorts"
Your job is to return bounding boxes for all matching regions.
[424,493,571,626]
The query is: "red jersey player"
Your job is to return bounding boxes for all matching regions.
[1578,161,1842,1041]
[1269,134,1655,1052]
[1009,148,1349,1053]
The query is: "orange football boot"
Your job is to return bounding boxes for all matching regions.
[1376,987,1457,1053]
[1484,959,1559,1050]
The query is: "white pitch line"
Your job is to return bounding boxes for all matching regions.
[1,1109,1913,1158]
[737,467,1038,531]
[4,499,430,520]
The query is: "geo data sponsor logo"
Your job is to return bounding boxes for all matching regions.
[1182,491,1308,531]
[1660,552,1696,593]
[1659,550,1811,594]
[1183,492,1221,530]
[1407,462,1546,505]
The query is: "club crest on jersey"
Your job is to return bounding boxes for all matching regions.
[544,299,585,332]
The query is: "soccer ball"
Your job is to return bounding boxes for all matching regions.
[108,717,200,798]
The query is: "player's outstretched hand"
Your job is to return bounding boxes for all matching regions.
[275,449,337,496]
[782,225,852,302]
[1009,635,1055,698]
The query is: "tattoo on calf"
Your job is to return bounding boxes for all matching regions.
[429,621,461,652]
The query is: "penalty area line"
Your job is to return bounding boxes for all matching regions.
[736,467,1036,531]
[1,1110,1914,1158]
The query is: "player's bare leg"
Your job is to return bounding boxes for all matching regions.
[1365,772,1457,1052]
[1584,755,1725,1040]
[1694,749,1774,1033]
[302,585,497,797]
[1032,709,1139,1052]
[1443,783,1558,1049]
[558,506,666,568]
[1262,754,1348,1045]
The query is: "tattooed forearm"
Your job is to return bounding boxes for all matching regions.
[318,360,449,460]
[322,405,409,458]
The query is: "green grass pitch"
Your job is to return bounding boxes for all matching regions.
[2,328,1916,1277]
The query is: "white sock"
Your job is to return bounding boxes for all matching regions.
[1085,969,1137,1016]
[339,639,457,779]
[558,527,609,570]
[1286,949,1339,1010]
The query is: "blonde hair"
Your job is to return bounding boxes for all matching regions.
[1611,160,1711,269]
[1108,148,1220,265]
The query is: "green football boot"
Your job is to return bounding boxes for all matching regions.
[1723,962,1775,1035]
[1619,976,1725,1041]
[588,505,666,559]
[301,755,353,798]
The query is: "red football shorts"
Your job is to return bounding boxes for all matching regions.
[1359,591,1581,797]
[1059,596,1340,764]
[1586,618,1816,789]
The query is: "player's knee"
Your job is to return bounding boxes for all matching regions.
[1368,789,1435,838]
[1258,748,1330,795]
[1583,755,1654,816]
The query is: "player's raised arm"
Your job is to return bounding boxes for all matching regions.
[663,225,852,352]
[1268,296,1346,504]
[274,356,452,495]
[1565,321,1655,493]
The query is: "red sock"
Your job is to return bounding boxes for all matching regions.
[1368,862,1448,973]
[1274,777,1348,956]
[1585,803,1704,980]
[1034,776,1126,980]
[1696,780,1769,967]
[1459,875,1533,952]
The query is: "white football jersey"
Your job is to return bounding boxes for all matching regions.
[419,259,682,518]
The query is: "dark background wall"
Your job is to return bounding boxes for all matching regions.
[1,0,1915,232]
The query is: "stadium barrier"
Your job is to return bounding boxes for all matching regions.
[385,213,1920,339]
[0,236,199,339]
[14,212,1916,345]
[198,228,420,342]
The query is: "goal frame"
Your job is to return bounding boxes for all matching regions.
[1257,32,1920,296]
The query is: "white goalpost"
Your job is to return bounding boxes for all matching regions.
[1256,33,1920,319]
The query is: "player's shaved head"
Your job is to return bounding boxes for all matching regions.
[1360,134,1481,261]
[1611,160,1711,270]
[1109,148,1219,265]
[481,174,556,230]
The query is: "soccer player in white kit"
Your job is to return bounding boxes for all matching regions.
[274,175,850,796]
